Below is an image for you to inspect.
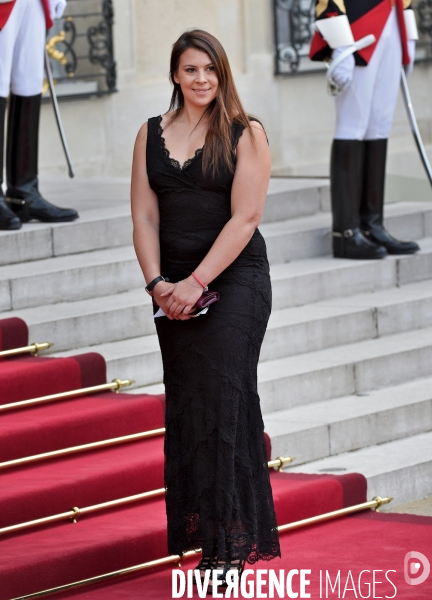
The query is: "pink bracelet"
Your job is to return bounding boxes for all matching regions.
[191,272,208,290]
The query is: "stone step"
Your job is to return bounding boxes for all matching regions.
[258,325,432,413]
[261,177,329,222]
[0,205,133,268]
[271,236,432,309]
[263,376,432,467]
[1,214,431,313]
[264,279,432,361]
[0,246,143,311]
[56,335,162,388]
[9,278,432,356]
[132,382,165,395]
[2,289,153,353]
[286,430,432,507]
[0,178,329,267]
[262,200,430,264]
[55,325,432,413]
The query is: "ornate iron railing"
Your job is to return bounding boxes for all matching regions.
[417,0,432,62]
[44,0,116,100]
[273,0,432,75]
[273,0,317,75]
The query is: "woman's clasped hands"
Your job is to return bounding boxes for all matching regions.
[153,276,204,320]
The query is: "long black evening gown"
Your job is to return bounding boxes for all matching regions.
[146,115,280,564]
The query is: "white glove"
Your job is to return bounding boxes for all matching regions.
[406,40,416,77]
[331,46,355,90]
[49,0,67,20]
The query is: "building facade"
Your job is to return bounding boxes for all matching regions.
[39,0,432,180]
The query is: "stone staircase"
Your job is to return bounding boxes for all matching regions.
[1,177,432,508]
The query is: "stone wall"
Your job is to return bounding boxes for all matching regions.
[39,0,432,179]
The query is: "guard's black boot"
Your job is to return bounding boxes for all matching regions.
[5,93,78,223]
[331,139,387,260]
[0,96,21,230]
[360,138,419,255]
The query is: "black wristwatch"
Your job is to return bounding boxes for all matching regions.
[145,275,166,296]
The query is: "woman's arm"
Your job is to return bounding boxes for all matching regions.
[163,121,271,318]
[131,122,177,316]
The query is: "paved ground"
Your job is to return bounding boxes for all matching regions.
[388,494,432,517]
[41,177,131,210]
[40,176,331,213]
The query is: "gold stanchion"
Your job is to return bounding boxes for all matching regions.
[0,427,165,470]
[0,456,295,533]
[0,422,293,471]
[11,496,393,600]
[277,496,393,533]
[0,342,52,359]
[268,456,295,471]
[0,489,166,535]
[0,378,135,413]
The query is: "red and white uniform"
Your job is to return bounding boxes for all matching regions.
[310,0,412,66]
[0,0,52,30]
[309,0,418,140]
[0,0,53,97]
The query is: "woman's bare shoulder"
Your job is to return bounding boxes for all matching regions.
[249,120,265,133]
[237,118,267,149]
[136,121,148,142]
[133,122,149,162]
[247,117,268,146]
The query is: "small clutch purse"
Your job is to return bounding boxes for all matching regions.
[193,290,220,309]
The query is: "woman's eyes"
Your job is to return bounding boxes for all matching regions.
[185,66,215,73]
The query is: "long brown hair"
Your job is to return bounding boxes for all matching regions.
[168,29,254,177]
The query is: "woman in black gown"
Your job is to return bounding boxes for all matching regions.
[131,29,280,585]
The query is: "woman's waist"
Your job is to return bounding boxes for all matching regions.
[161,229,268,281]
[161,226,265,253]
[160,229,220,267]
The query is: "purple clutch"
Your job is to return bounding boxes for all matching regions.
[193,290,220,309]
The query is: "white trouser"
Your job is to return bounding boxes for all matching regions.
[334,8,402,140]
[0,0,46,97]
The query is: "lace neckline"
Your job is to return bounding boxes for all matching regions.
[156,115,204,171]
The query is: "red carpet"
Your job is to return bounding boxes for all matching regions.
[0,435,165,527]
[0,472,366,599]
[1,317,427,599]
[0,353,107,403]
[1,391,165,461]
[0,317,28,350]
[53,512,432,599]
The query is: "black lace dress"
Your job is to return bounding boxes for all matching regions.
[146,115,281,564]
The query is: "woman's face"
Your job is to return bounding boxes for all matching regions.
[174,48,219,109]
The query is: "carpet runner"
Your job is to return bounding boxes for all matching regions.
[1,316,430,599]
[52,512,432,599]
[1,391,165,461]
[0,317,28,351]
